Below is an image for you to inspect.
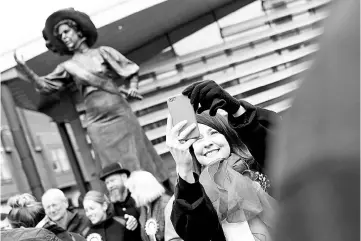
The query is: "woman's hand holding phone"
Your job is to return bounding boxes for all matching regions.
[166,115,196,183]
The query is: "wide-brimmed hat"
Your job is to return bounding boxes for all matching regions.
[99,162,131,181]
[42,8,98,55]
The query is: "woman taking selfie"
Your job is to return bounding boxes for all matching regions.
[167,80,279,241]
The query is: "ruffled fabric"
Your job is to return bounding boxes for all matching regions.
[199,154,277,228]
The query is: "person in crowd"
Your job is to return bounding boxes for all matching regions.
[125,170,171,241]
[83,190,130,241]
[42,188,90,236]
[269,0,359,240]
[4,193,85,241]
[13,7,171,190]
[1,227,63,241]
[0,213,11,230]
[99,161,142,241]
[167,80,279,241]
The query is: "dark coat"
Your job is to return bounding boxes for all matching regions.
[1,228,62,241]
[85,216,126,241]
[43,222,86,241]
[113,192,142,241]
[66,208,91,236]
[171,100,280,241]
[113,192,140,219]
[228,100,280,171]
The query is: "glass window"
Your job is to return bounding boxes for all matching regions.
[56,149,70,171]
[50,148,70,172]
[0,153,12,182]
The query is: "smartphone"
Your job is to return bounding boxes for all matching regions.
[167,94,200,140]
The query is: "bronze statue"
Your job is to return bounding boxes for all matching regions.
[14,8,170,186]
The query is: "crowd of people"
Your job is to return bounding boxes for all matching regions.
[2,6,282,241]
[1,161,172,241]
[0,80,280,241]
[2,0,359,240]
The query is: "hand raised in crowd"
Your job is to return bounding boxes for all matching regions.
[182,80,240,116]
[124,214,138,231]
[165,115,196,183]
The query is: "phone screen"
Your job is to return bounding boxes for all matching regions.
[167,94,200,140]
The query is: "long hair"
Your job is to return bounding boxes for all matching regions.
[7,193,45,228]
[125,171,165,207]
[190,111,254,174]
[83,191,114,217]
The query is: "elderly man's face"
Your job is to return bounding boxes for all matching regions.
[105,173,127,203]
[42,197,68,222]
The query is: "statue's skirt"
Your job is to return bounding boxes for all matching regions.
[84,90,168,182]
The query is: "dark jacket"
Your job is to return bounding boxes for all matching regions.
[171,101,280,241]
[85,215,126,241]
[0,221,85,241]
[1,228,62,241]
[45,223,86,241]
[113,192,140,219]
[113,192,142,241]
[228,100,280,171]
[66,208,91,236]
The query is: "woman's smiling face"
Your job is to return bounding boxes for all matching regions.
[83,200,107,225]
[192,124,231,166]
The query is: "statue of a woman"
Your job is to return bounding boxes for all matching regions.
[14,8,170,188]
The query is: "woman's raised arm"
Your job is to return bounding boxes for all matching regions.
[14,51,70,94]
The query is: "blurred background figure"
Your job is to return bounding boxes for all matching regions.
[83,190,128,241]
[42,188,90,236]
[269,0,360,240]
[125,170,171,241]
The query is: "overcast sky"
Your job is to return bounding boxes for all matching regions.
[0,0,126,54]
[0,0,262,71]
